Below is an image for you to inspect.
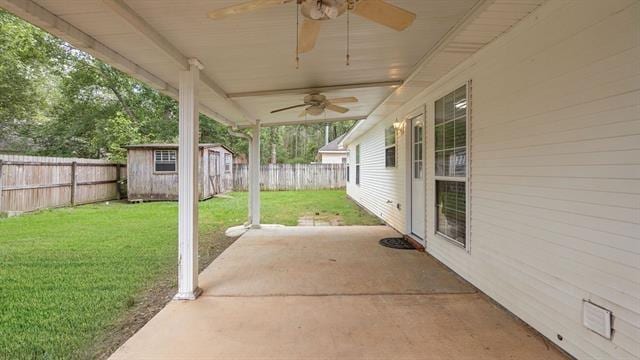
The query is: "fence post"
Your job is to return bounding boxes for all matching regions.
[70,161,77,206]
[115,164,121,200]
[0,160,4,212]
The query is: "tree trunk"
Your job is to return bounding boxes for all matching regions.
[271,143,277,164]
[98,64,139,123]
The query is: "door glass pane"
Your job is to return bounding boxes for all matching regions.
[413,123,423,179]
[414,161,423,179]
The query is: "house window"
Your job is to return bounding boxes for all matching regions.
[224,153,231,173]
[434,84,468,247]
[346,162,350,182]
[355,144,361,185]
[385,126,396,168]
[346,151,350,182]
[154,149,177,172]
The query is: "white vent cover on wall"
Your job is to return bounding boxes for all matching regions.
[583,300,612,339]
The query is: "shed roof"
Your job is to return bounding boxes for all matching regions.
[124,143,234,155]
[318,134,348,153]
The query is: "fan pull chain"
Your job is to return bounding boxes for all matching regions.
[346,0,351,66]
[296,0,300,69]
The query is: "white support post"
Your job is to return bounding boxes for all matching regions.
[175,58,203,300]
[249,120,261,228]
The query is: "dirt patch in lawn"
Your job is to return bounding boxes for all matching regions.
[83,229,239,360]
[297,212,344,226]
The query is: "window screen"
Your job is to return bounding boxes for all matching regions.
[154,150,177,172]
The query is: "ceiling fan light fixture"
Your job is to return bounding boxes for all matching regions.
[323,5,339,19]
[309,5,324,19]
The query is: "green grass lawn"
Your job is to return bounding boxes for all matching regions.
[0,190,380,359]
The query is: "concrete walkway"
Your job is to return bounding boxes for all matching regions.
[110,226,567,360]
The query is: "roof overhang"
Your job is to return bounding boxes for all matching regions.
[124,143,235,154]
[1,0,545,130]
[318,150,348,154]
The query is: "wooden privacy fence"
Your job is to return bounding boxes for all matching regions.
[234,163,346,191]
[0,155,126,214]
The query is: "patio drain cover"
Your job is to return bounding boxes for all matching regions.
[379,237,415,250]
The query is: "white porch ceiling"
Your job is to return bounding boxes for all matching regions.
[0,0,545,128]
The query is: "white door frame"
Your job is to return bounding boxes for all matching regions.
[404,105,427,245]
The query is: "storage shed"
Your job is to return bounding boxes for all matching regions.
[125,144,233,201]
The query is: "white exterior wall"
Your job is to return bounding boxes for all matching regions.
[346,118,408,232]
[320,152,348,164]
[346,1,640,359]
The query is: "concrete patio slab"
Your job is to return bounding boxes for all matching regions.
[111,294,564,360]
[200,226,475,296]
[110,226,567,360]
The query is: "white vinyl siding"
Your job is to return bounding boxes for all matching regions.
[320,152,348,164]
[346,1,640,359]
[347,120,407,234]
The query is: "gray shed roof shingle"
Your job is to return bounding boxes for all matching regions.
[318,134,348,153]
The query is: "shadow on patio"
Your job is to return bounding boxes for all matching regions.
[110,226,567,359]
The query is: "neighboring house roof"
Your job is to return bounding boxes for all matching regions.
[318,134,348,154]
[124,143,234,155]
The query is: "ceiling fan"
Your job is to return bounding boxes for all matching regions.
[208,0,416,54]
[270,93,358,117]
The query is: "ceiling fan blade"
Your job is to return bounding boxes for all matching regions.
[326,104,349,114]
[208,0,293,20]
[298,109,308,118]
[328,97,358,104]
[353,0,416,31]
[299,19,322,53]
[270,103,308,114]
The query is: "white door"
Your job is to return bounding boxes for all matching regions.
[411,116,425,240]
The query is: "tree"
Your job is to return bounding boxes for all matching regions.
[0,10,65,152]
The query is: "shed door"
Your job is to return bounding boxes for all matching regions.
[210,151,220,194]
[411,115,426,242]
